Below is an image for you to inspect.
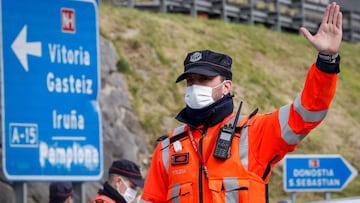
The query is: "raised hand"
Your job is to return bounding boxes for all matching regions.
[300,2,342,54]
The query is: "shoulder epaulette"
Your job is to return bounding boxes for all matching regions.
[234,108,258,133]
[156,134,169,142]
[156,125,189,143]
[170,131,188,143]
[249,108,258,119]
[169,125,188,144]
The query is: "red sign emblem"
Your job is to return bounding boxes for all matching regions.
[61,8,75,33]
[308,159,320,168]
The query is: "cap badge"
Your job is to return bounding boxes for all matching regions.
[189,52,202,62]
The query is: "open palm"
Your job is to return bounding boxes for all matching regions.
[300,2,342,54]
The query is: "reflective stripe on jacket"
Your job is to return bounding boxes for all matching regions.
[140,62,338,203]
[91,195,117,203]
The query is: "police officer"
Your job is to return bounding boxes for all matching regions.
[49,182,76,203]
[91,159,144,203]
[140,2,342,203]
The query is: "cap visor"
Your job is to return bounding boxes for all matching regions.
[175,67,219,83]
[130,178,145,188]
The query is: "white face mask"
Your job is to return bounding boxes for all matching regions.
[185,82,224,109]
[118,178,137,203]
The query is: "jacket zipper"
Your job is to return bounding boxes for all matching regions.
[198,136,204,203]
[198,127,208,203]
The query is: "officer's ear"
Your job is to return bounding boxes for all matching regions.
[223,80,232,95]
[110,174,121,189]
[64,196,73,203]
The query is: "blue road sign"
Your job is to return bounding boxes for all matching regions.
[0,0,102,181]
[283,154,358,192]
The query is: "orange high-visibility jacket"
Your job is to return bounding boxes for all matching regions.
[91,195,117,203]
[140,61,339,203]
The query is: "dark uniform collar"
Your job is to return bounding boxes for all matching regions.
[97,182,126,203]
[176,93,234,128]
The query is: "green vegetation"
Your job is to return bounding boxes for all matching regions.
[116,58,131,73]
[99,4,360,202]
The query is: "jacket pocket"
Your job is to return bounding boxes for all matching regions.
[248,178,266,203]
[209,178,250,203]
[166,182,193,203]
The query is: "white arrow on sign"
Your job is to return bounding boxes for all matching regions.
[11,25,42,72]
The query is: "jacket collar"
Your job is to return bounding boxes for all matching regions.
[176,93,234,128]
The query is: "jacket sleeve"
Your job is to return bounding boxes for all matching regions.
[247,56,340,181]
[140,139,169,203]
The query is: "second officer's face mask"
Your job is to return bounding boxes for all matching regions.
[117,177,137,203]
[185,81,224,109]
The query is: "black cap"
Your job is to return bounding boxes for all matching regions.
[49,182,76,203]
[109,159,144,188]
[176,50,232,83]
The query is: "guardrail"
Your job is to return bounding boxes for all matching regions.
[112,0,360,43]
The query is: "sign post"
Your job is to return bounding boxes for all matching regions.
[283,154,358,192]
[1,0,102,181]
